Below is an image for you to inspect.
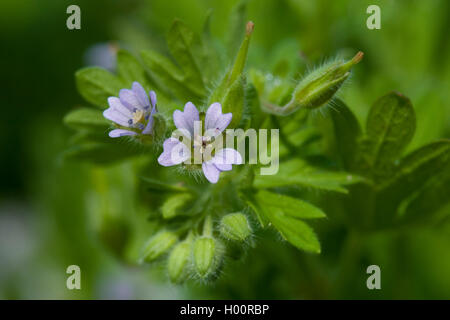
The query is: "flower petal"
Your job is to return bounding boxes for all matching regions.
[214,163,232,171]
[103,108,130,127]
[202,161,220,183]
[142,105,156,134]
[107,97,133,117]
[212,148,243,165]
[173,102,199,137]
[205,102,232,135]
[119,89,143,111]
[158,138,190,166]
[132,82,150,108]
[108,129,137,138]
[149,90,157,108]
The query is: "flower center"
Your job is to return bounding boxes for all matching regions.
[132,109,145,125]
[193,135,212,155]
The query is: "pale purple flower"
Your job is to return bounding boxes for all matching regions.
[103,82,157,138]
[158,102,242,183]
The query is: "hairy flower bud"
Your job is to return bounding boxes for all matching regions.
[193,236,222,278]
[264,51,363,115]
[220,213,252,241]
[167,239,192,283]
[141,231,178,263]
[294,52,364,109]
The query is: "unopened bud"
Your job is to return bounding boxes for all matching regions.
[193,236,222,278]
[293,51,363,110]
[141,231,177,263]
[220,213,252,241]
[167,240,192,283]
[264,51,363,115]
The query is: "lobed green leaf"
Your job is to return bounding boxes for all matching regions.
[75,67,125,108]
[141,50,203,103]
[356,92,416,181]
[255,190,326,219]
[62,142,141,165]
[269,210,321,253]
[376,140,450,220]
[64,108,110,131]
[329,99,362,170]
[117,49,151,88]
[254,159,363,193]
[167,20,205,93]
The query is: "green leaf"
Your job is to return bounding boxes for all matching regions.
[268,39,302,78]
[141,177,189,193]
[246,197,269,228]
[385,140,450,189]
[356,92,416,180]
[208,21,253,126]
[227,0,248,58]
[167,20,205,93]
[254,190,326,219]
[401,165,450,223]
[244,190,322,253]
[64,108,110,131]
[75,67,125,108]
[117,50,151,88]
[201,9,221,82]
[376,140,450,219]
[161,193,193,219]
[329,99,362,169]
[254,159,363,193]
[141,50,203,103]
[62,142,140,165]
[269,210,321,253]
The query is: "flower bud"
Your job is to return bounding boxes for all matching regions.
[193,236,222,278]
[220,213,252,241]
[167,240,192,283]
[141,231,178,263]
[263,52,363,115]
[292,52,363,110]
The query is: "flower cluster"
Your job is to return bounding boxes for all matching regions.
[103,82,242,183]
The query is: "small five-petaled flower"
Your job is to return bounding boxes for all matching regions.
[158,102,242,183]
[103,82,157,138]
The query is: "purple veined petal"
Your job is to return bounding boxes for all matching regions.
[103,108,131,127]
[149,90,157,108]
[142,105,156,134]
[119,89,143,111]
[158,138,190,166]
[204,102,232,135]
[107,97,133,117]
[108,129,137,138]
[173,102,199,136]
[205,102,221,129]
[132,82,150,108]
[202,161,220,183]
[214,163,232,171]
[213,148,243,165]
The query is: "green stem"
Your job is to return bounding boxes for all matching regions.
[262,99,301,116]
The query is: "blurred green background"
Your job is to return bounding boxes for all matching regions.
[1,0,449,299]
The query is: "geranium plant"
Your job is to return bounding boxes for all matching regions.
[63,12,450,285]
